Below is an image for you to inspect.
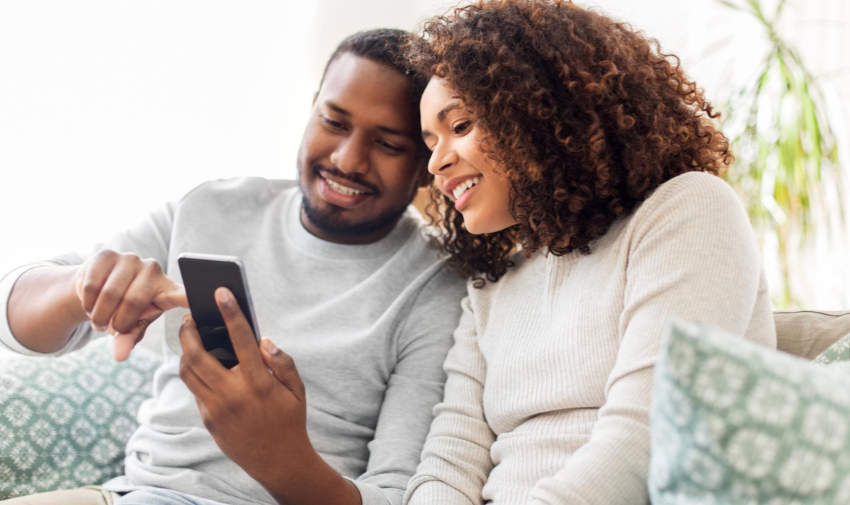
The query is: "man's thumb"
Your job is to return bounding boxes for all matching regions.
[261,338,305,399]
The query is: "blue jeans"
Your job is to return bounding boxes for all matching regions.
[114,489,231,505]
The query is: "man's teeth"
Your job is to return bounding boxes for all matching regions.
[452,177,480,200]
[325,177,366,196]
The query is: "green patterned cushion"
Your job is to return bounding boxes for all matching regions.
[650,320,850,504]
[0,338,161,499]
[813,332,850,365]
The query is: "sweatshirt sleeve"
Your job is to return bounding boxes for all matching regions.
[0,200,176,356]
[404,292,496,505]
[528,173,773,504]
[349,266,467,505]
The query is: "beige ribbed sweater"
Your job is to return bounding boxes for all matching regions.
[404,172,777,505]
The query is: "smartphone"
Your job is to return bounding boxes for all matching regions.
[177,253,261,369]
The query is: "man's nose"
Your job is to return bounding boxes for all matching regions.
[329,133,370,175]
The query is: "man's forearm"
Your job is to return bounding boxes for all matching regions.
[7,265,87,353]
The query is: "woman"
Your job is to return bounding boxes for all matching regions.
[403,1,776,504]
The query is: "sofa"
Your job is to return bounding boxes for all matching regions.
[1,310,849,501]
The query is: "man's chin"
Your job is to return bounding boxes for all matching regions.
[301,194,406,239]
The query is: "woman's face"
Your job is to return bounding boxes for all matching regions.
[420,78,517,235]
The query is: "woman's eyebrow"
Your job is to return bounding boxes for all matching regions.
[421,100,464,142]
[438,101,461,122]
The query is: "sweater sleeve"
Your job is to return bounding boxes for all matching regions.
[404,292,496,505]
[529,173,773,505]
[0,200,176,356]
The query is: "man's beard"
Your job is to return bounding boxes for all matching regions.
[299,163,416,238]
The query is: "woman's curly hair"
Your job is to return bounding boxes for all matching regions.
[405,0,733,286]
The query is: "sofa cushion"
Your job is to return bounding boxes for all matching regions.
[0,338,161,499]
[649,319,850,504]
[775,310,850,360]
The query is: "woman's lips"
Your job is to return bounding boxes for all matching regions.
[453,182,478,211]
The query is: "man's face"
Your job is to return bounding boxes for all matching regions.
[297,53,425,244]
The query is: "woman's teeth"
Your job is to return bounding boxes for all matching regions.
[325,177,366,196]
[452,177,480,200]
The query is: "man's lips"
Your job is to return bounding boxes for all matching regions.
[311,166,378,210]
[318,177,371,209]
[314,166,377,196]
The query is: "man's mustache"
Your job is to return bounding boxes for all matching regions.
[313,164,380,196]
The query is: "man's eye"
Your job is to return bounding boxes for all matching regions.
[322,116,345,130]
[378,140,404,153]
[452,121,471,135]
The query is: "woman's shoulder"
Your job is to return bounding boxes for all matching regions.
[633,171,743,223]
[620,171,757,260]
[652,171,736,203]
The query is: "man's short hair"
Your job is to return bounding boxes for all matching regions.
[318,28,430,172]
[319,29,418,91]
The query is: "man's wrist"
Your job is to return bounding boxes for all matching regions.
[263,441,361,505]
[7,265,89,352]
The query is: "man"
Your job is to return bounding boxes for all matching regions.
[0,29,466,505]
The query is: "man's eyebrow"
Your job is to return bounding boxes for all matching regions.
[325,101,351,117]
[376,125,409,138]
[325,100,415,139]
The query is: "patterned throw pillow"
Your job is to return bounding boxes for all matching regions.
[0,338,161,499]
[650,320,850,505]
[813,332,850,365]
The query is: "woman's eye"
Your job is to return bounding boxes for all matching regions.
[452,121,471,135]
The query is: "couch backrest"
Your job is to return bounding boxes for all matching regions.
[136,309,850,360]
[775,310,850,360]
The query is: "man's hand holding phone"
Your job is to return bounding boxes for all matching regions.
[178,288,361,505]
[74,249,188,361]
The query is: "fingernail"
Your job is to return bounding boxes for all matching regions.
[262,338,279,355]
[215,288,234,307]
[181,313,191,324]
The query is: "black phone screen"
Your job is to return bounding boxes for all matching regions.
[177,254,260,369]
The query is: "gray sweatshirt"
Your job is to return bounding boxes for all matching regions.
[0,178,467,505]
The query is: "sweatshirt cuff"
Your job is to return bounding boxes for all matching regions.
[403,478,475,505]
[0,263,56,356]
[346,477,396,505]
[0,262,93,357]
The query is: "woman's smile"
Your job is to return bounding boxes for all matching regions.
[419,78,517,234]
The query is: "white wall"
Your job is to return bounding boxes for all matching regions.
[1,0,848,308]
[0,1,319,273]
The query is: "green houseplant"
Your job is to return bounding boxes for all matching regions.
[719,0,845,308]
